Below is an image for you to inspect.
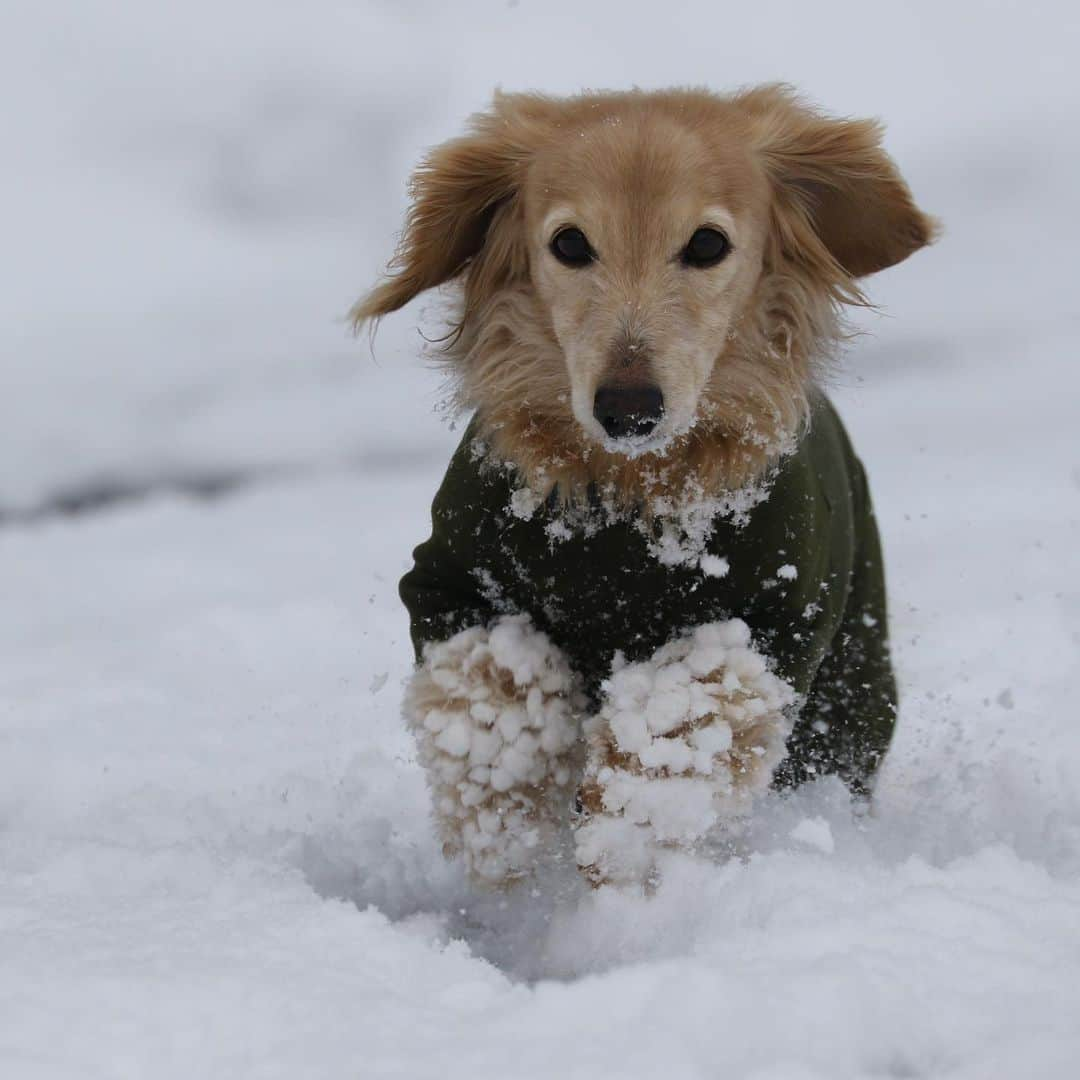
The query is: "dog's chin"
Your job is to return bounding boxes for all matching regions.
[577,410,698,460]
[598,428,676,459]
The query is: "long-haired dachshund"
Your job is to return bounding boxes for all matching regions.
[354,86,934,888]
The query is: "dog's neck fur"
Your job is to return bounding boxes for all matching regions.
[441,248,845,511]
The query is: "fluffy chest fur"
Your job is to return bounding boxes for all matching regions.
[356,85,929,883]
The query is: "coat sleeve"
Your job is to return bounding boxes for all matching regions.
[774,455,898,797]
[399,423,503,662]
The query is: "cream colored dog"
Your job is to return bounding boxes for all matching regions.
[354,86,933,888]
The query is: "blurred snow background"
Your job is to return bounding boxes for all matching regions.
[2,1,1079,1077]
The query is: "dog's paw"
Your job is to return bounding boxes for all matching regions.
[574,619,796,887]
[406,614,585,887]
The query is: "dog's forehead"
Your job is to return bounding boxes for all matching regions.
[523,107,761,228]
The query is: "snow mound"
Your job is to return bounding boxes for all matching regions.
[576,620,796,884]
[406,614,585,885]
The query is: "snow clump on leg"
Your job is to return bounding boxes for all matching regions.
[405,614,585,887]
[575,619,796,887]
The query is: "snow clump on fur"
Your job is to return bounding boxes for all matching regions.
[405,614,585,886]
[575,619,796,885]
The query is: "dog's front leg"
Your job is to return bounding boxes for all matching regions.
[574,620,796,887]
[405,614,585,887]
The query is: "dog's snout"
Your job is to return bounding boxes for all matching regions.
[593,384,665,439]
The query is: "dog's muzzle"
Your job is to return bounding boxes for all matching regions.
[593,384,665,439]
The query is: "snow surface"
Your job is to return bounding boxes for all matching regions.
[3,1,1080,1077]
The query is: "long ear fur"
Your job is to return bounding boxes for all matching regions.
[744,85,938,279]
[351,97,538,328]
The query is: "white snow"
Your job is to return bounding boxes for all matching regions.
[641,473,777,567]
[789,816,837,855]
[3,1,1080,1077]
[700,553,731,578]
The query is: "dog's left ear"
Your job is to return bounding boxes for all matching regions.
[352,96,539,328]
[748,87,938,279]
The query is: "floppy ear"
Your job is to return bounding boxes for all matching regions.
[351,103,532,327]
[747,86,937,279]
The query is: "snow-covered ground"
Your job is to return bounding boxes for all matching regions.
[3,2,1079,1076]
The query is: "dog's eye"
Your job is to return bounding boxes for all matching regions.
[550,227,596,267]
[681,227,732,268]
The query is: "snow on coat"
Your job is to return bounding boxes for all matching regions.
[401,390,897,797]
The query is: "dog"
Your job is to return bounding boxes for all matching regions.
[353,85,934,888]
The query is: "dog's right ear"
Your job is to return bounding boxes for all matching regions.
[351,100,535,328]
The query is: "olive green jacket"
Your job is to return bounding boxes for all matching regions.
[401,392,897,794]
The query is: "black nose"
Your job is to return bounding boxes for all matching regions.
[593,384,665,439]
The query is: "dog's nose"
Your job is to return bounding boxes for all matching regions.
[593,384,665,439]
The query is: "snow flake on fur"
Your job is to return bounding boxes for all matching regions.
[639,478,775,570]
[405,614,585,885]
[503,467,779,572]
[575,620,796,886]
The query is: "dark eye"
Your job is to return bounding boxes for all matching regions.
[550,227,596,267]
[681,227,732,268]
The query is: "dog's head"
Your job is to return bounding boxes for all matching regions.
[354,86,935,498]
